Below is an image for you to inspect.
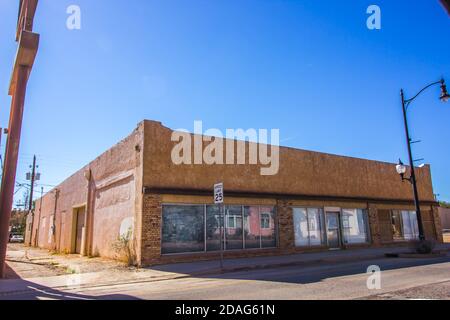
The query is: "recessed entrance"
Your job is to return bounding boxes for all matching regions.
[73,206,86,254]
[326,211,341,249]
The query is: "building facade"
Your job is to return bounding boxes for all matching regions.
[25,120,443,266]
[439,207,450,230]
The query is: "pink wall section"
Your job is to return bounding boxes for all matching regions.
[28,125,143,259]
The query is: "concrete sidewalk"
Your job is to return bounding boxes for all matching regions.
[2,243,450,298]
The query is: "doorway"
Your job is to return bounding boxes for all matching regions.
[326,211,341,249]
[74,207,85,254]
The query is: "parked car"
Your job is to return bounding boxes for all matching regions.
[9,234,24,243]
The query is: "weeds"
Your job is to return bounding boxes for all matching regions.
[112,227,136,266]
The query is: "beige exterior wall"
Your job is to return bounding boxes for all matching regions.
[142,120,434,202]
[26,119,441,266]
[440,207,450,230]
[28,123,144,260]
[138,120,439,265]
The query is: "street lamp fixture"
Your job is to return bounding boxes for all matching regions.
[440,79,450,102]
[398,77,448,242]
[395,159,408,182]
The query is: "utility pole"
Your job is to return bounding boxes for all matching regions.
[27,155,36,211]
[26,155,37,246]
[0,0,40,278]
[34,186,44,247]
[0,128,3,175]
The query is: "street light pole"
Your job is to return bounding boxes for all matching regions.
[400,89,425,241]
[398,78,449,242]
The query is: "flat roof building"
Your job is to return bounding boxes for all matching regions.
[26,120,443,266]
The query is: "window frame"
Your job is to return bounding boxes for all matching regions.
[341,208,370,245]
[260,212,271,229]
[293,206,371,247]
[292,206,326,247]
[161,203,278,255]
[390,210,419,241]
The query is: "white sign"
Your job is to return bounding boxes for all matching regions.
[214,183,224,204]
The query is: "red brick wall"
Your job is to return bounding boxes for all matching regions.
[140,195,442,266]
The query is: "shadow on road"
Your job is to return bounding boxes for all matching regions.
[150,255,450,285]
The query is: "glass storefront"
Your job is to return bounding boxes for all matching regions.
[401,211,419,240]
[161,205,205,254]
[225,206,243,250]
[293,207,326,247]
[341,209,369,244]
[293,207,369,247]
[206,205,221,251]
[162,204,277,254]
[260,206,277,248]
[243,206,260,249]
[391,210,419,240]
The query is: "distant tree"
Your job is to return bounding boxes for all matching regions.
[440,201,450,208]
[9,210,27,235]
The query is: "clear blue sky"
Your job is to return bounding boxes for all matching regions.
[0,0,449,205]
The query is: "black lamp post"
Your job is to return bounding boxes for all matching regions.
[396,78,449,241]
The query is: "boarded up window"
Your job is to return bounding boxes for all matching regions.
[378,209,393,242]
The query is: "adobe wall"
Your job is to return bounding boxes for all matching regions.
[439,207,450,230]
[142,120,435,202]
[29,123,144,260]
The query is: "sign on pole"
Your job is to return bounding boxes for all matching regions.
[214,182,223,204]
[214,182,224,270]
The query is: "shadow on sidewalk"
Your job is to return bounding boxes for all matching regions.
[4,263,20,279]
[1,263,141,300]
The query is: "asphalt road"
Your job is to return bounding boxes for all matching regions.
[4,254,450,300]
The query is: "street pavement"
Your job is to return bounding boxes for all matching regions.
[2,254,450,300]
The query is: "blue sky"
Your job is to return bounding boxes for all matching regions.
[0,0,449,205]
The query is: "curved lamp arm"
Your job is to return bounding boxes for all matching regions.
[404,79,444,109]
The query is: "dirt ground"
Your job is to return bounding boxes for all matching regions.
[443,231,450,243]
[365,280,450,300]
[5,243,129,279]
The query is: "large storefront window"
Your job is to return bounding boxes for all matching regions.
[206,205,221,251]
[260,207,277,248]
[402,211,419,240]
[294,207,370,247]
[293,207,325,247]
[391,210,419,240]
[161,205,205,254]
[341,209,369,244]
[162,204,278,254]
[244,206,260,249]
[225,206,243,250]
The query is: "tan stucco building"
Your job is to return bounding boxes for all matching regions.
[25,120,443,266]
